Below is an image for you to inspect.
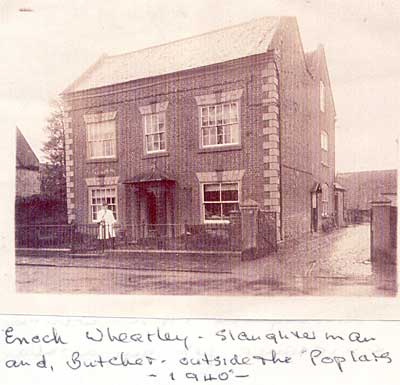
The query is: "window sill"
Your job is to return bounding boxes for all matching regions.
[321,161,329,168]
[142,152,169,160]
[86,157,118,164]
[203,220,230,224]
[198,145,241,154]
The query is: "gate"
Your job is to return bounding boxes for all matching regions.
[390,206,397,249]
[257,210,278,254]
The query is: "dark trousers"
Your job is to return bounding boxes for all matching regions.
[98,237,115,251]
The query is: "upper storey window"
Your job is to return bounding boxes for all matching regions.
[321,130,328,151]
[320,80,325,112]
[84,112,117,160]
[143,112,166,153]
[200,102,239,147]
[195,89,243,149]
[139,101,169,155]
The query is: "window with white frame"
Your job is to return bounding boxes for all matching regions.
[143,112,166,153]
[320,80,325,112]
[87,120,116,159]
[321,130,328,151]
[321,183,329,216]
[202,182,239,222]
[89,187,117,221]
[200,102,239,147]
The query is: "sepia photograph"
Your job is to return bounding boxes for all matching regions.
[8,0,398,298]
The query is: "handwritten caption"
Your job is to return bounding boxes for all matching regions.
[0,321,393,382]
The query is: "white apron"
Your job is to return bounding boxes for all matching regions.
[95,209,116,239]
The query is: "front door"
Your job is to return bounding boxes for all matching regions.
[334,193,339,226]
[147,191,157,228]
[311,192,318,232]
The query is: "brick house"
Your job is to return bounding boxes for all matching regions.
[16,127,41,198]
[61,16,336,241]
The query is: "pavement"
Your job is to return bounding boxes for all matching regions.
[15,224,397,296]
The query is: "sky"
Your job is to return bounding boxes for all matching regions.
[2,0,399,172]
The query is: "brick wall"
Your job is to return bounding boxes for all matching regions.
[269,18,314,239]
[65,55,276,226]
[313,46,336,221]
[267,19,336,238]
[16,168,41,198]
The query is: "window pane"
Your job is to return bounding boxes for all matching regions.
[222,203,239,218]
[88,142,94,158]
[230,103,238,123]
[151,114,157,132]
[204,184,220,201]
[144,115,150,134]
[321,131,328,151]
[201,107,208,126]
[320,81,325,112]
[160,133,166,150]
[102,121,115,139]
[208,106,216,126]
[230,124,239,144]
[224,126,231,144]
[217,126,224,144]
[209,126,217,145]
[204,203,222,220]
[223,104,230,124]
[221,183,238,201]
[103,140,112,156]
[146,135,154,152]
[87,124,94,140]
[153,135,160,151]
[202,128,210,146]
[89,142,100,158]
[216,105,223,125]
[95,123,101,139]
[89,124,97,140]
[158,113,165,126]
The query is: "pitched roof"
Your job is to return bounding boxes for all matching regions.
[64,16,281,93]
[336,169,398,210]
[16,127,39,170]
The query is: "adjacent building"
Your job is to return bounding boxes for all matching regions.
[16,127,41,198]
[336,169,398,221]
[62,16,336,241]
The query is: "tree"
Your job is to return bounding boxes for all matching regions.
[41,99,66,203]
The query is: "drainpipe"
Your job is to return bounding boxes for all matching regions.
[274,51,284,241]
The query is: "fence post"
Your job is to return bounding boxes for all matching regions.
[229,210,241,251]
[370,200,394,265]
[102,223,105,253]
[240,199,260,260]
[69,223,75,252]
[184,221,188,250]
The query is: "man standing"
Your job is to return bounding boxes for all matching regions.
[95,203,116,250]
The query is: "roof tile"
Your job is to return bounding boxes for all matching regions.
[65,16,281,93]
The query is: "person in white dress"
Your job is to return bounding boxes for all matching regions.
[94,203,116,249]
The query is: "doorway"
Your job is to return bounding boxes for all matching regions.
[311,192,318,232]
[147,191,157,227]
